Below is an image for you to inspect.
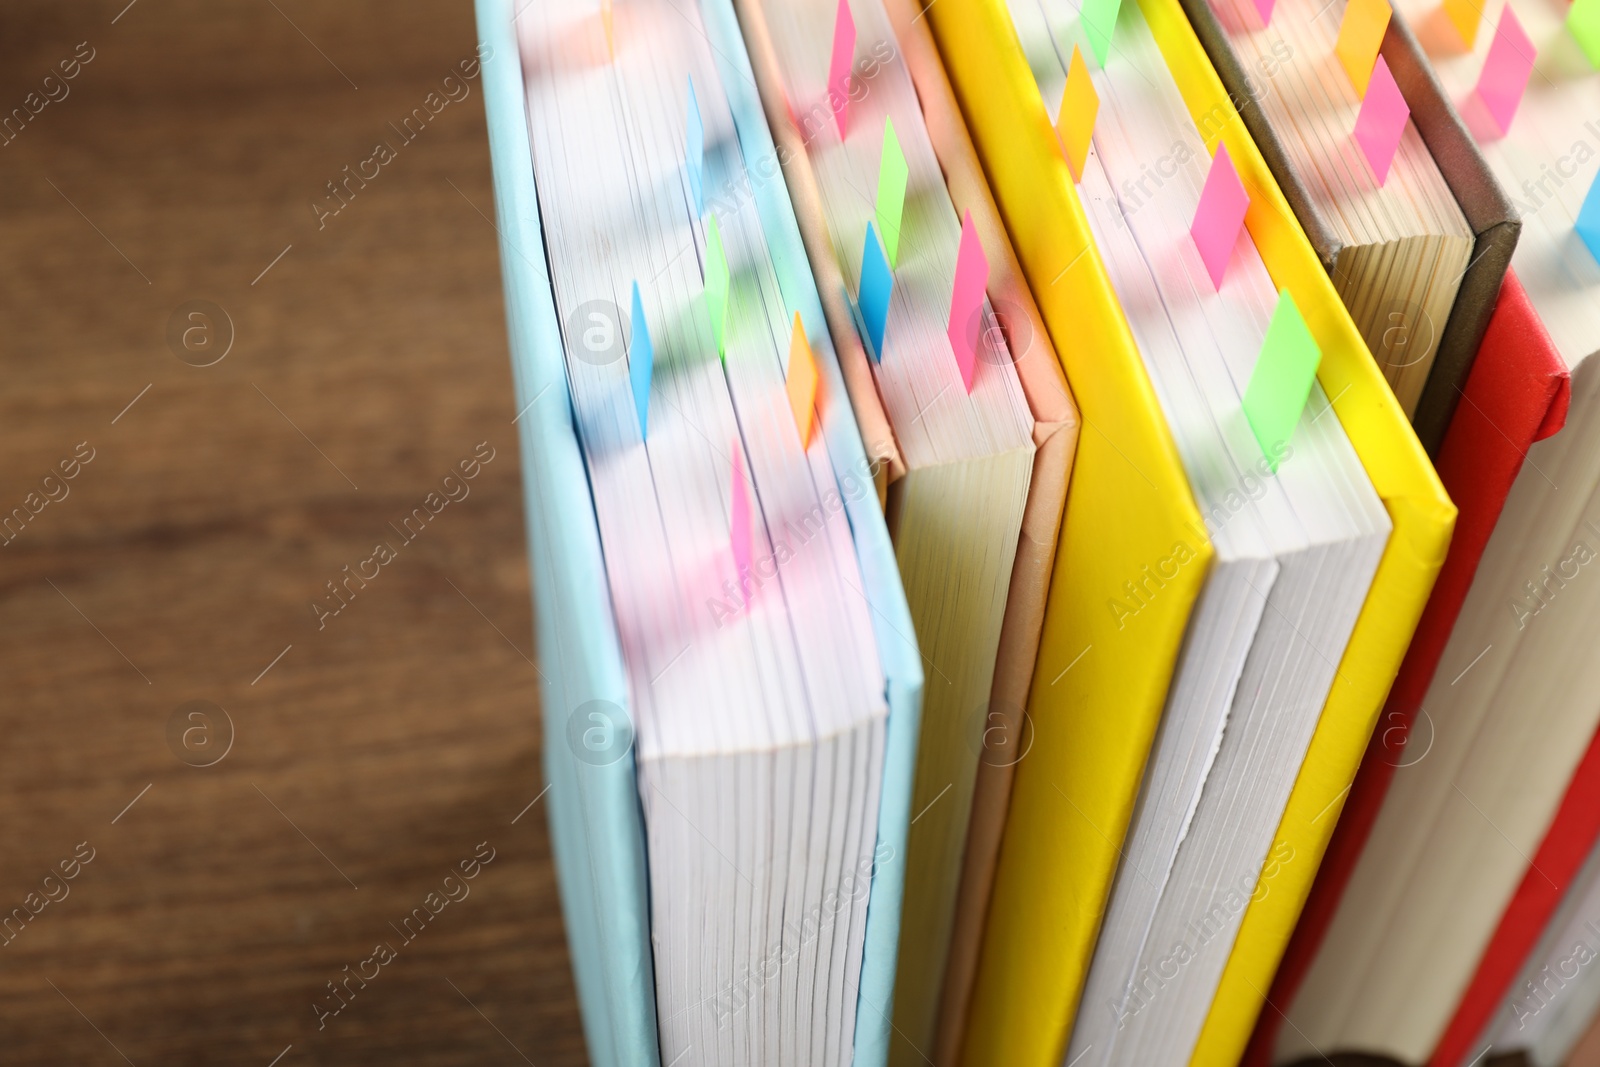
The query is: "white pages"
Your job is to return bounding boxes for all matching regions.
[518,4,889,1064]
[734,0,1037,1058]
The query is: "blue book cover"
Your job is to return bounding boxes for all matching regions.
[473,1,924,1063]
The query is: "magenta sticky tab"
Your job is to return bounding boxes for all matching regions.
[730,446,751,578]
[829,0,856,139]
[1353,55,1410,184]
[1254,0,1276,26]
[1191,143,1251,290]
[1475,6,1535,137]
[946,211,990,393]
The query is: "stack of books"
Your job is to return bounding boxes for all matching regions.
[474,0,1600,1063]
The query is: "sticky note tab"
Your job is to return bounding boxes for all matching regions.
[1191,143,1251,290]
[687,77,705,216]
[786,313,819,448]
[1571,0,1600,69]
[705,214,730,359]
[875,118,909,268]
[1057,44,1098,183]
[730,446,751,577]
[1475,6,1535,137]
[1443,0,1482,49]
[1336,0,1392,96]
[829,0,856,138]
[947,211,990,394]
[1353,55,1410,184]
[602,0,615,59]
[630,281,653,438]
[859,222,893,361]
[1081,0,1122,67]
[1253,0,1276,27]
[1243,289,1322,471]
[1576,170,1600,263]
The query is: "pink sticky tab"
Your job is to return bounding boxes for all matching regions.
[730,446,751,578]
[1253,0,1276,26]
[829,0,856,139]
[1353,55,1410,184]
[946,211,990,394]
[1475,6,1535,136]
[1191,143,1251,290]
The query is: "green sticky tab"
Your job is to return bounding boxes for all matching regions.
[1080,0,1122,67]
[705,214,730,359]
[1570,0,1600,68]
[875,117,909,268]
[1242,289,1321,472]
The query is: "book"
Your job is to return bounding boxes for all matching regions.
[927,0,1228,1062]
[1248,269,1571,1067]
[477,0,926,1063]
[867,5,1082,1063]
[926,2,1454,1066]
[993,4,1393,1067]
[1268,0,1600,1058]
[1179,0,1517,456]
[729,0,1066,1058]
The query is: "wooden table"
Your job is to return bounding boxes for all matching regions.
[0,2,586,1062]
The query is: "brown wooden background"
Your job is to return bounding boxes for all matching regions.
[0,1,587,1063]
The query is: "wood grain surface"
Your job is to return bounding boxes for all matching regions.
[0,1,586,1063]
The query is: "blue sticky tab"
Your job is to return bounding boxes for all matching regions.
[859,222,893,361]
[629,281,653,438]
[687,77,704,216]
[1578,170,1600,265]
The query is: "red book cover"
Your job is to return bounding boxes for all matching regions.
[1244,270,1572,1067]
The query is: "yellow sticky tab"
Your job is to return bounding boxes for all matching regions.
[1057,44,1099,183]
[1335,0,1392,96]
[1444,0,1483,48]
[786,313,818,448]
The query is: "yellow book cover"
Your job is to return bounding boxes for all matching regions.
[924,2,1213,1066]
[928,2,1455,1065]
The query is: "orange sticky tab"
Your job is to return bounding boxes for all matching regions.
[1057,44,1098,183]
[1443,0,1483,48]
[786,313,819,448]
[1335,0,1392,96]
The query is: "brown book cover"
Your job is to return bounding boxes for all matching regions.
[1179,0,1518,456]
